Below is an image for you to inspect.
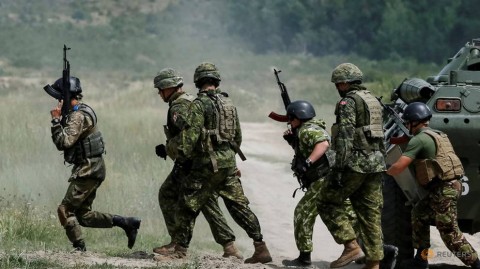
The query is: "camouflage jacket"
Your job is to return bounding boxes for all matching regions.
[165,91,195,162]
[332,84,386,173]
[296,118,330,158]
[180,88,241,170]
[51,103,105,181]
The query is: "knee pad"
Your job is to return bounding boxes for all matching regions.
[65,216,80,228]
[57,204,68,227]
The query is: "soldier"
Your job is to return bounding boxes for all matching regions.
[317,63,385,269]
[48,76,140,251]
[387,102,480,269]
[156,62,272,264]
[152,68,241,259]
[280,100,334,266]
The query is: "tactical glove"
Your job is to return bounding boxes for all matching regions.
[283,133,295,146]
[155,144,167,160]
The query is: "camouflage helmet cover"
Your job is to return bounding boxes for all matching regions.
[331,63,363,83]
[193,62,221,83]
[154,68,184,90]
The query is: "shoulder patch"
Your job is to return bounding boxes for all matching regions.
[172,112,178,123]
[340,100,348,105]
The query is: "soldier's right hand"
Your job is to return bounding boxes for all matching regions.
[155,144,167,160]
[50,100,63,119]
[283,129,295,145]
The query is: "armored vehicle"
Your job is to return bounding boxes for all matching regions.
[382,38,480,266]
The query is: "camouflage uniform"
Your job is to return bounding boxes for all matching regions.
[158,91,236,246]
[317,83,386,261]
[52,103,113,246]
[404,127,478,265]
[289,118,330,253]
[174,88,264,248]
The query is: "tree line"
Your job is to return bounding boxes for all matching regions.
[208,0,479,63]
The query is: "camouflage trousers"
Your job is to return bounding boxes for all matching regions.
[295,179,358,252]
[412,179,478,265]
[58,178,113,244]
[318,171,384,261]
[294,179,323,252]
[158,164,235,246]
[174,166,263,248]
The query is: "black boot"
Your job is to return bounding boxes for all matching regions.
[72,239,86,252]
[282,251,312,267]
[400,258,428,269]
[399,248,428,269]
[113,215,141,249]
[380,244,398,269]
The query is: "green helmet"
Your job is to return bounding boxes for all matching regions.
[153,68,184,90]
[193,62,221,83]
[331,63,363,83]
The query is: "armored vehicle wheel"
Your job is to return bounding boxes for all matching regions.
[382,174,414,267]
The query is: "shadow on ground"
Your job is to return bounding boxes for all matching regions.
[430,264,468,269]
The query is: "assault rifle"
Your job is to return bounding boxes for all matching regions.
[377,96,412,144]
[43,45,71,125]
[268,69,291,122]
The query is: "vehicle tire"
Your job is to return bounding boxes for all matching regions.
[381,174,414,267]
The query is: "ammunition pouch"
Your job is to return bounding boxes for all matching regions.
[414,130,464,185]
[414,159,441,186]
[64,131,105,164]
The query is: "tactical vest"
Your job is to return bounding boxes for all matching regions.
[164,93,195,140]
[64,104,105,164]
[414,129,464,185]
[333,89,384,154]
[198,91,240,171]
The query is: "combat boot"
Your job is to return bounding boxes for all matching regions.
[244,241,272,264]
[471,258,480,269]
[153,241,176,255]
[399,258,428,269]
[153,245,187,261]
[72,239,86,252]
[362,260,380,269]
[282,251,312,267]
[330,239,365,268]
[223,241,243,259]
[380,244,398,269]
[112,215,141,249]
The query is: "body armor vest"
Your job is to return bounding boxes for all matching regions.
[414,129,464,185]
[333,89,384,153]
[198,91,240,171]
[200,92,237,143]
[64,104,105,164]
